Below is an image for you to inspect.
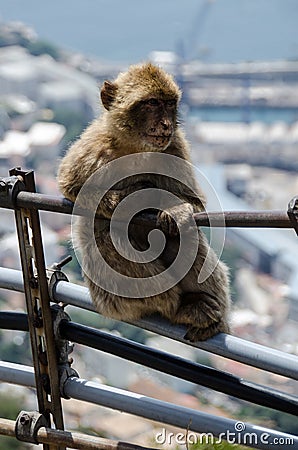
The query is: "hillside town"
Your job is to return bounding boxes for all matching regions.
[0,21,297,446]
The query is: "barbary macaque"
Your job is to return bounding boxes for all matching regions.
[58,62,230,341]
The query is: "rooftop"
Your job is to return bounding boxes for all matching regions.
[0,121,65,158]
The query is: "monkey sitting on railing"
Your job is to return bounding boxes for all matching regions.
[58,62,230,341]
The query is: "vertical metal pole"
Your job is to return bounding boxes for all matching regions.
[10,168,65,450]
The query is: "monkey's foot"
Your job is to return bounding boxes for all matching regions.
[184,320,230,342]
[176,292,223,328]
[175,291,229,341]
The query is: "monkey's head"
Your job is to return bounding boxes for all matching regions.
[100,63,181,151]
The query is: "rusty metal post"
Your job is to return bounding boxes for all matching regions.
[10,168,65,450]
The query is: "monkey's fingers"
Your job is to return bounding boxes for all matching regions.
[184,324,219,342]
[156,209,196,237]
[176,304,216,329]
[156,210,179,236]
[200,301,222,323]
[184,319,230,342]
[179,292,223,323]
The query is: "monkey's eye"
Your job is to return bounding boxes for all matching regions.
[146,98,159,106]
[166,100,177,108]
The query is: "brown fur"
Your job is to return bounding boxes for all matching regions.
[58,62,230,341]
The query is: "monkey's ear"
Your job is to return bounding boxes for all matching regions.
[100,81,118,110]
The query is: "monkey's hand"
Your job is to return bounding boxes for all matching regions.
[99,181,156,219]
[156,203,195,237]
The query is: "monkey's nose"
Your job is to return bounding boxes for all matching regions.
[161,120,171,130]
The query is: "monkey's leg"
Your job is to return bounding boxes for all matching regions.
[86,274,181,323]
[76,218,182,322]
[161,229,231,341]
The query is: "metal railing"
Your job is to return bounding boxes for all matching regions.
[0,167,297,449]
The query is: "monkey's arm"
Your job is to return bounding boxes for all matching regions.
[57,118,112,203]
[166,131,207,213]
[57,146,99,204]
[98,188,131,219]
[57,142,122,218]
[180,193,206,213]
[99,181,158,219]
[59,159,154,220]
[174,177,207,214]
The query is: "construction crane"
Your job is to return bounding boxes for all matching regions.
[175,0,214,107]
[176,0,214,63]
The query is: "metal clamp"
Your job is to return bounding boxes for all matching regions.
[15,410,48,444]
[0,172,25,209]
[47,257,79,398]
[47,256,72,303]
[51,304,79,399]
[288,196,298,236]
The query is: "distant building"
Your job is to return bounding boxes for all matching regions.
[0,121,65,168]
[1,94,38,131]
[0,129,30,170]
[194,121,298,146]
[0,58,40,100]
[38,81,87,115]
[198,164,298,319]
[0,45,99,117]
[0,224,59,269]
[28,121,66,161]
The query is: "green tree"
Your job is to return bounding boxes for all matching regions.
[0,393,30,449]
[0,330,31,365]
[48,107,91,151]
[238,404,298,434]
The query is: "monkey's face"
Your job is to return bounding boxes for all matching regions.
[100,63,181,152]
[130,97,178,151]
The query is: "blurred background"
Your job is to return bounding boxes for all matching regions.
[1,0,298,63]
[0,1,297,448]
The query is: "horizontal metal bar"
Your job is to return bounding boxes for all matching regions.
[135,315,298,381]
[0,190,293,228]
[64,378,298,450]
[60,320,298,416]
[1,191,74,214]
[0,267,24,292]
[0,360,35,387]
[0,416,155,449]
[0,419,15,438]
[0,311,28,332]
[194,210,292,228]
[53,280,298,381]
[1,266,298,380]
[1,311,297,415]
[0,362,297,450]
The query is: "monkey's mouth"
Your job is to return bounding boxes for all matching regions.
[144,133,172,149]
